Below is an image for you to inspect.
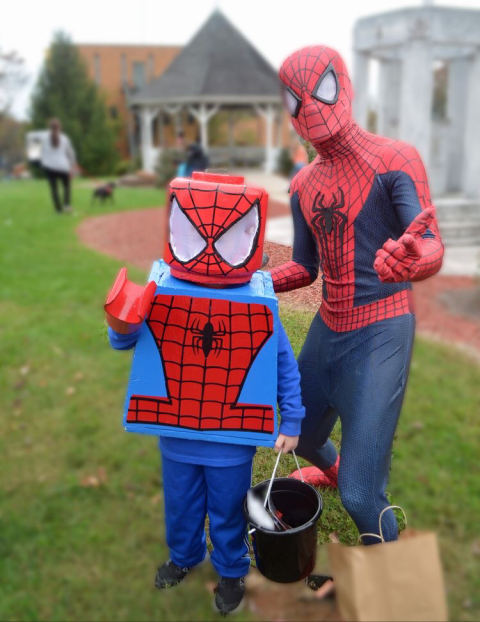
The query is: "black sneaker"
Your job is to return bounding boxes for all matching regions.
[214,577,246,616]
[154,559,191,589]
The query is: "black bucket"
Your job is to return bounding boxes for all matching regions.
[244,476,323,583]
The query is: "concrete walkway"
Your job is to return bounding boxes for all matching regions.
[237,169,480,277]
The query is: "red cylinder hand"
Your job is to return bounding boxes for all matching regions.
[104,268,156,334]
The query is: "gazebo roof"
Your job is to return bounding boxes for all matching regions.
[130,10,282,106]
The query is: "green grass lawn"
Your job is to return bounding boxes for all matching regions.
[1,180,479,621]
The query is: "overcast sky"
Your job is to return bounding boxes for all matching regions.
[3,0,480,119]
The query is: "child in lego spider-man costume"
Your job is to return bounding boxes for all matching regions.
[105,172,305,615]
[272,47,444,544]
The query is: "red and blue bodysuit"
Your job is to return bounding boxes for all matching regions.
[272,46,444,543]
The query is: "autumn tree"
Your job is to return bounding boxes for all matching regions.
[30,32,118,175]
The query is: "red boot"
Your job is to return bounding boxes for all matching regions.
[289,457,339,488]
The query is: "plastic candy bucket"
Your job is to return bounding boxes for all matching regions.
[244,452,323,583]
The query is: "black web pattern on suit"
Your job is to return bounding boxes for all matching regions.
[127,294,275,432]
[170,181,263,277]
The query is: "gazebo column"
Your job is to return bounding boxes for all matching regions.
[446,57,469,192]
[353,51,370,129]
[464,51,480,197]
[164,105,183,142]
[255,104,276,173]
[189,104,219,151]
[377,59,401,137]
[140,107,159,172]
[228,110,235,167]
[399,39,433,169]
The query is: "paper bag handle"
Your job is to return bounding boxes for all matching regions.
[264,449,304,508]
[358,505,408,544]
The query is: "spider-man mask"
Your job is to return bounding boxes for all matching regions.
[164,172,268,286]
[280,46,353,147]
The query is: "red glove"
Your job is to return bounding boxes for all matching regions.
[104,268,156,334]
[374,208,435,283]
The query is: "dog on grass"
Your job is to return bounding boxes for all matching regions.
[92,182,116,205]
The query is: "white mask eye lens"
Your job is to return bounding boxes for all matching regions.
[214,204,259,267]
[312,66,339,104]
[284,88,301,118]
[169,197,207,263]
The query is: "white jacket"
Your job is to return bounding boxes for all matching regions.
[40,132,76,173]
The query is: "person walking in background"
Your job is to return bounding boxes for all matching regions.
[289,135,309,180]
[175,132,188,177]
[185,140,209,177]
[40,119,76,213]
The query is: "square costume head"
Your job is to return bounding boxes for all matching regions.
[164,172,268,286]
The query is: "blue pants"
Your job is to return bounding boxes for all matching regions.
[161,454,252,578]
[297,313,415,543]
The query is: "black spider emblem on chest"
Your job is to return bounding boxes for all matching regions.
[190,319,227,358]
[311,188,347,279]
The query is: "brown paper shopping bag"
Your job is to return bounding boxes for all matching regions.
[328,506,448,622]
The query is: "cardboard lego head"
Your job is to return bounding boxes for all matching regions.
[164,172,268,286]
[280,46,353,146]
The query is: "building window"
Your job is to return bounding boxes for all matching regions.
[121,54,128,85]
[94,53,101,85]
[148,54,154,82]
[133,62,146,90]
[110,106,119,119]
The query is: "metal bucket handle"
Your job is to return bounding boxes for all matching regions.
[263,449,304,509]
[248,450,305,535]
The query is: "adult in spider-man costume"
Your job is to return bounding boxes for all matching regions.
[271,46,444,544]
[105,172,305,614]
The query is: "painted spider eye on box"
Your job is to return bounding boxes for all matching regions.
[164,172,268,285]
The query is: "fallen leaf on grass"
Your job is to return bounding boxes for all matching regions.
[74,371,84,382]
[471,540,480,556]
[20,365,30,376]
[65,386,76,396]
[205,581,217,593]
[411,421,425,431]
[150,494,162,506]
[81,475,101,488]
[80,467,108,488]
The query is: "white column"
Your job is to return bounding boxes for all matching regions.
[446,57,470,192]
[140,107,160,172]
[199,104,208,151]
[189,104,219,151]
[164,104,182,143]
[255,104,276,173]
[353,51,370,129]
[399,40,433,168]
[464,51,480,197]
[377,59,401,138]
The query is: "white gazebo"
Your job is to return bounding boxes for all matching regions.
[129,10,283,173]
[353,3,480,199]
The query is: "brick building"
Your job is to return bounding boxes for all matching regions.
[77,44,182,158]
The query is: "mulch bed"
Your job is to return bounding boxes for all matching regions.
[77,207,480,356]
